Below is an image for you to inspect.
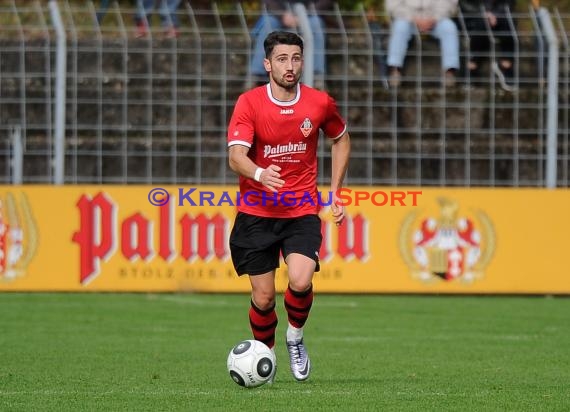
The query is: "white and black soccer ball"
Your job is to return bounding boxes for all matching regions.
[227,339,275,388]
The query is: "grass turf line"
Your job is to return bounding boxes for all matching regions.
[0,293,568,411]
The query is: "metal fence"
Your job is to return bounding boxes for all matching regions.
[0,1,568,187]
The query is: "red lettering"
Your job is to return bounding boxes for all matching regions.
[159,200,175,262]
[371,191,388,206]
[335,188,352,206]
[72,193,116,285]
[74,193,234,284]
[354,191,370,206]
[180,213,229,262]
[391,191,406,206]
[121,213,152,261]
[337,214,369,261]
[407,190,422,206]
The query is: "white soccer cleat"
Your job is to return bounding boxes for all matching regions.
[286,338,311,381]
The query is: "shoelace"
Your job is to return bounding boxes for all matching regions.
[289,343,303,364]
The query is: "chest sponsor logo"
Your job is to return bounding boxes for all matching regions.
[263,142,307,159]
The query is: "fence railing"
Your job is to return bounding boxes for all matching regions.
[0,1,568,187]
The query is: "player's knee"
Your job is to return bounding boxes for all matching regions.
[287,277,312,294]
[252,291,275,311]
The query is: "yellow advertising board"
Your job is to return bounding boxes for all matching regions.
[0,185,568,294]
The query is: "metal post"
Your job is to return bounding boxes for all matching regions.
[293,3,313,87]
[553,9,569,185]
[49,1,66,185]
[11,126,23,185]
[538,8,559,188]
[213,3,227,183]
[184,1,203,183]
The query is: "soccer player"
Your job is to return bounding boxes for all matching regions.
[227,31,350,382]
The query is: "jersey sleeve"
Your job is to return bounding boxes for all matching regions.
[227,94,255,148]
[322,94,347,140]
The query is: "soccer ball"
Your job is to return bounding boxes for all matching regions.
[227,339,275,388]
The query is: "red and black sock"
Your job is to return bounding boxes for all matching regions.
[284,284,313,328]
[249,300,278,349]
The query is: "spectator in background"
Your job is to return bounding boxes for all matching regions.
[135,0,182,39]
[459,0,516,89]
[249,0,333,88]
[385,0,460,87]
[366,6,390,89]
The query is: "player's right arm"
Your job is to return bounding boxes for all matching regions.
[227,93,285,192]
[228,145,285,192]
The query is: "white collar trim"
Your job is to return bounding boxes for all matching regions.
[265,83,301,106]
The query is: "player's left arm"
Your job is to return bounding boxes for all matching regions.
[330,131,350,226]
[322,92,351,226]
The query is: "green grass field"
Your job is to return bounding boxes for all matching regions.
[0,293,568,411]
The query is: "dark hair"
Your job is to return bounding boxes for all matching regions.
[263,31,304,58]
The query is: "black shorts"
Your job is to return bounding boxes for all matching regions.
[229,212,322,276]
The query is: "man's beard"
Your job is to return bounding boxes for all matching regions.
[272,73,300,90]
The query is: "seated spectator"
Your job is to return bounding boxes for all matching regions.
[366,7,390,89]
[385,0,460,87]
[249,0,332,88]
[459,0,516,89]
[135,0,182,39]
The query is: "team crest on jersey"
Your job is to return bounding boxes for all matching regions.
[399,197,495,285]
[300,118,313,137]
[0,192,38,282]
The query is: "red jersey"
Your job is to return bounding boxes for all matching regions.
[227,83,347,218]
